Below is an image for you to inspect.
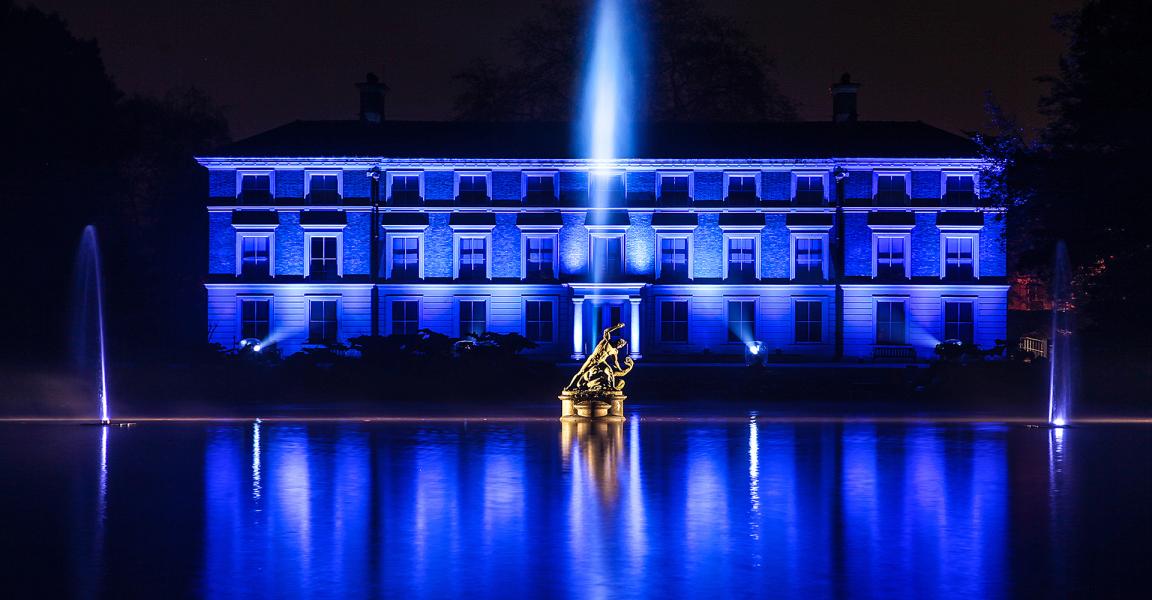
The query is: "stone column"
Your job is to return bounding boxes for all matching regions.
[571,297,585,359]
[629,297,642,359]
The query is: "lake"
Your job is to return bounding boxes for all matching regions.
[1,418,1148,598]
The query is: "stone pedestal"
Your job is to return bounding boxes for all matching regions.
[559,391,626,422]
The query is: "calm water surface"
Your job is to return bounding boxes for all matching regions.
[1,419,1148,598]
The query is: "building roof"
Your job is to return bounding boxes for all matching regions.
[206,120,981,160]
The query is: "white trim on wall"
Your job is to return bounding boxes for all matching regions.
[233,230,276,277]
[453,171,492,198]
[304,294,343,346]
[656,170,694,201]
[654,231,693,280]
[655,295,692,344]
[235,169,276,198]
[520,232,560,280]
[454,295,491,338]
[303,169,344,197]
[721,232,760,280]
[790,296,826,344]
[788,231,830,280]
[722,170,761,200]
[870,231,912,279]
[303,231,344,277]
[790,170,831,201]
[386,170,424,200]
[872,295,910,346]
[235,294,274,346]
[522,295,560,344]
[384,231,425,280]
[452,232,494,280]
[939,231,981,279]
[521,170,558,200]
[386,296,423,335]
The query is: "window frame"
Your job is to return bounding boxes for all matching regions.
[236,170,276,202]
[939,231,980,280]
[233,228,276,277]
[303,231,344,278]
[456,296,490,338]
[386,171,424,202]
[942,297,977,344]
[792,297,825,344]
[873,297,909,346]
[521,170,558,202]
[521,232,560,280]
[304,170,344,202]
[589,171,626,201]
[522,296,558,344]
[723,171,760,201]
[453,232,493,280]
[385,232,424,280]
[236,295,273,343]
[655,232,693,281]
[306,295,341,346]
[792,171,830,204]
[453,171,492,200]
[872,171,911,205]
[656,171,693,203]
[940,170,979,205]
[657,296,691,344]
[788,230,830,281]
[726,297,758,344]
[589,233,626,279]
[722,232,760,281]
[388,296,422,336]
[870,230,912,279]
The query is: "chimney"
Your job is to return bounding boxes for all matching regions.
[830,73,860,123]
[356,72,388,124]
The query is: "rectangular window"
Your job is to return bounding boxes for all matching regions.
[727,238,756,280]
[239,174,271,202]
[390,237,420,280]
[876,174,908,205]
[592,173,625,202]
[390,175,421,203]
[458,238,487,280]
[391,300,420,336]
[660,300,689,343]
[240,236,270,277]
[876,236,907,279]
[525,300,554,343]
[795,175,824,204]
[727,175,757,201]
[308,174,340,203]
[794,300,823,343]
[876,300,907,345]
[794,237,824,281]
[660,175,690,203]
[659,237,689,280]
[308,299,338,344]
[592,236,623,279]
[525,175,555,202]
[944,236,975,279]
[944,175,976,206]
[458,174,489,202]
[309,236,339,278]
[944,300,975,344]
[240,298,270,341]
[525,237,555,280]
[459,300,487,338]
[727,300,755,343]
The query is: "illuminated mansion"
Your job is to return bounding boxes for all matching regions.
[199,82,1006,361]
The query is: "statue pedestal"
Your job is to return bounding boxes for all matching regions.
[559,391,626,422]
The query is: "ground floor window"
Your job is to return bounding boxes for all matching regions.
[240,298,270,340]
[794,300,823,343]
[660,299,689,342]
[391,300,420,335]
[875,300,907,345]
[944,300,975,344]
[460,300,487,338]
[727,299,756,342]
[525,300,554,343]
[308,299,338,344]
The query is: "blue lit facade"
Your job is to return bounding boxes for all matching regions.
[198,121,1007,361]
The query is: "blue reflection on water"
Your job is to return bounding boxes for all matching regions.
[195,422,1029,598]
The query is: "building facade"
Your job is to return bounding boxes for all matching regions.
[199,92,1006,361]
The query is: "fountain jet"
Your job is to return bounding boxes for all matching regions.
[73,226,111,424]
[576,0,642,177]
[1048,241,1073,427]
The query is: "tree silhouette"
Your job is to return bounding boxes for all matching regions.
[453,0,796,122]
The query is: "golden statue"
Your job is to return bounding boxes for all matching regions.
[560,323,635,420]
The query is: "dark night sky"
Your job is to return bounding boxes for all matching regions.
[29,0,1081,139]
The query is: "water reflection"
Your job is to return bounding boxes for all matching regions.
[195,422,1027,598]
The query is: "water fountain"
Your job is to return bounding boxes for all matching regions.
[72,225,111,424]
[1048,241,1073,427]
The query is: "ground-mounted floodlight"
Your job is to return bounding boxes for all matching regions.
[745,341,765,366]
[239,338,263,353]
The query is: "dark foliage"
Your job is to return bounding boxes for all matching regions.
[0,1,229,362]
[453,0,796,122]
[983,0,1151,340]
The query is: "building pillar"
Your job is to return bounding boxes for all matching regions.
[571,297,585,359]
[629,297,642,359]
